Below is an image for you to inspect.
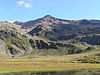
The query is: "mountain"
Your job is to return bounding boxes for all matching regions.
[0,15,100,57]
[14,15,100,29]
[0,21,96,57]
[13,15,71,28]
[0,21,85,57]
[13,15,100,41]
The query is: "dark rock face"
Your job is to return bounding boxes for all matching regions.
[55,43,71,47]
[29,39,58,49]
[13,21,24,26]
[35,40,49,49]
[29,39,36,48]
[80,35,100,45]
[8,46,18,55]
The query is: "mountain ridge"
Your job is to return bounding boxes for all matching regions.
[13,15,70,28]
[13,15,100,29]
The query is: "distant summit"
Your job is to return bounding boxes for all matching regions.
[14,15,100,29]
[13,15,69,28]
[42,15,57,22]
[43,15,54,18]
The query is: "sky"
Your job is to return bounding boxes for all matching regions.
[0,0,100,22]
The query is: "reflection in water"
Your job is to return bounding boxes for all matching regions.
[1,70,100,75]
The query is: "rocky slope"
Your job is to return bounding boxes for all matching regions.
[0,22,95,57]
[0,22,33,57]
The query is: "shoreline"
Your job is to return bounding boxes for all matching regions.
[0,67,100,74]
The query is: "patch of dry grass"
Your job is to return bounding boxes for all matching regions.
[11,50,100,63]
[0,62,100,73]
[0,49,100,73]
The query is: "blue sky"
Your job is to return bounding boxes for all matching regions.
[0,0,100,21]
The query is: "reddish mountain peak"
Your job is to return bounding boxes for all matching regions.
[42,15,57,21]
[43,15,54,18]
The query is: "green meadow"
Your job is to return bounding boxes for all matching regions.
[0,50,100,74]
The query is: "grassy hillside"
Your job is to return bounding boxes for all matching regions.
[28,24,100,41]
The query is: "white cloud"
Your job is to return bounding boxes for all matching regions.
[17,0,32,8]
[17,1,24,5]
[24,3,32,8]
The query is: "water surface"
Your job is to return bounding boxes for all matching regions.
[1,70,100,75]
